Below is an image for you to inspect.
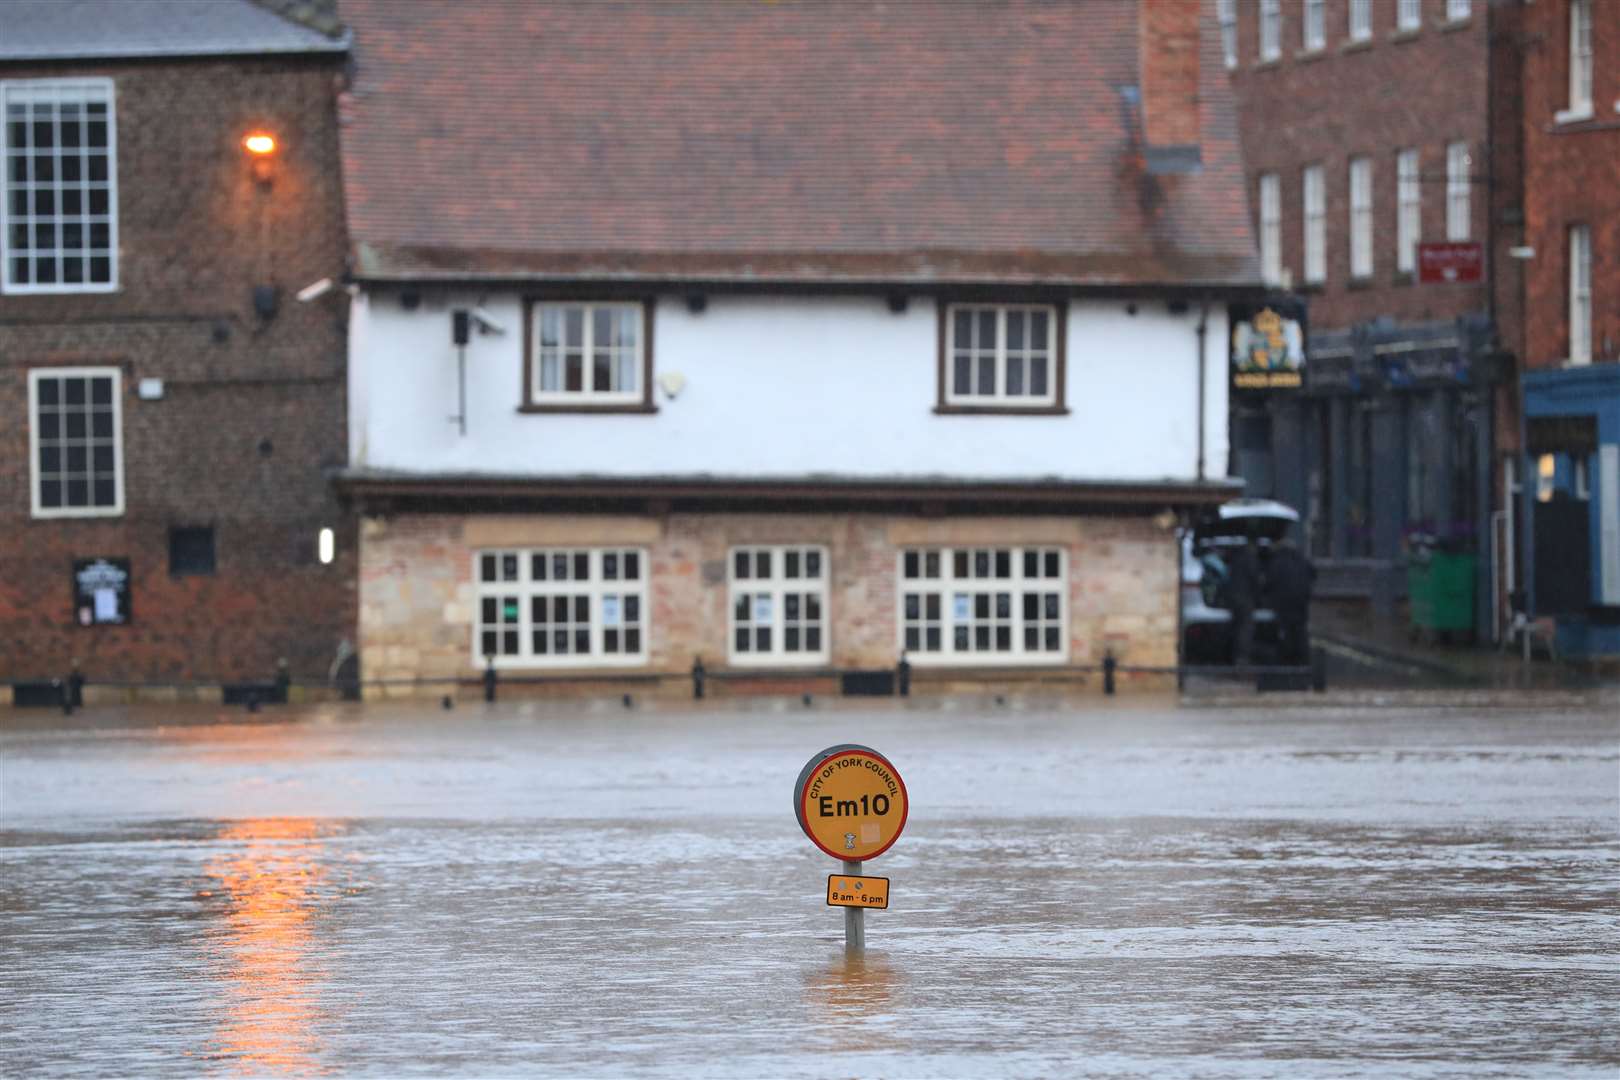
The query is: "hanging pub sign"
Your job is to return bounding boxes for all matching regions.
[73,557,131,626]
[1231,305,1305,390]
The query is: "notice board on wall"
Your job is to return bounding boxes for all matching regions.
[73,557,130,626]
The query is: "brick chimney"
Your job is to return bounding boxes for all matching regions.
[1139,0,1202,173]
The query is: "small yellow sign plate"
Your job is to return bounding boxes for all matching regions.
[826,874,889,910]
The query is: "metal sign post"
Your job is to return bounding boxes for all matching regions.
[842,859,865,950]
[795,744,907,953]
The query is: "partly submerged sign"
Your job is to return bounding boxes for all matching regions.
[794,744,908,862]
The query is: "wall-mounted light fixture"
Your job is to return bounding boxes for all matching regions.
[242,131,278,186]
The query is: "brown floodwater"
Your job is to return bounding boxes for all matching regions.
[2,694,1616,1077]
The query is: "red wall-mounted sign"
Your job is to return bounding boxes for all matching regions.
[1418,242,1484,283]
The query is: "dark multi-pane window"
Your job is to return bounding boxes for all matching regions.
[29,368,122,517]
[475,548,646,665]
[900,547,1066,662]
[3,79,116,293]
[530,303,642,404]
[944,304,1057,407]
[729,546,828,663]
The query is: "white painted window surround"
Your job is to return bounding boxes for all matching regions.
[729,545,828,665]
[1,78,118,294]
[473,548,647,669]
[1349,156,1372,279]
[1397,148,1421,273]
[1303,165,1325,284]
[1398,0,1422,32]
[1446,0,1471,22]
[1569,223,1591,366]
[1218,0,1238,68]
[1350,0,1372,42]
[1304,0,1325,51]
[1260,0,1281,61]
[944,304,1057,407]
[1446,141,1471,241]
[1558,0,1594,122]
[1259,172,1281,285]
[346,293,1231,486]
[28,366,124,518]
[898,546,1067,665]
[530,301,642,404]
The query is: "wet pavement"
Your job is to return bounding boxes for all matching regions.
[2,695,1617,1077]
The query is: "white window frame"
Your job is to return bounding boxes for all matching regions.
[1569,224,1591,366]
[943,303,1059,407]
[1259,172,1281,285]
[1218,0,1238,68]
[28,366,124,518]
[1349,156,1373,280]
[1446,0,1471,22]
[1349,0,1372,41]
[472,548,648,669]
[898,547,1068,666]
[1398,0,1422,32]
[2,78,118,295]
[1304,0,1325,51]
[1260,0,1281,61]
[1303,165,1325,284]
[528,301,645,406]
[1396,148,1421,274]
[1446,141,1471,241]
[727,545,829,666]
[1561,0,1593,121]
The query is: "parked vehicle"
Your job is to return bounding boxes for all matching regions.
[1181,499,1300,665]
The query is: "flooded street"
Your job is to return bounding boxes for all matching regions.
[2,695,1616,1077]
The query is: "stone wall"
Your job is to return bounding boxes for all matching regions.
[358,511,1178,697]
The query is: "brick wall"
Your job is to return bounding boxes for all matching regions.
[1228,0,1494,334]
[1519,0,1620,370]
[0,55,354,683]
[358,511,1178,697]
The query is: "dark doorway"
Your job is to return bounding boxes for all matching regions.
[1534,497,1590,614]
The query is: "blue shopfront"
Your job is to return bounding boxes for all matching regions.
[1522,364,1620,658]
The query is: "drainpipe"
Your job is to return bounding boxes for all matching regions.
[1518,360,1535,620]
[1196,299,1209,482]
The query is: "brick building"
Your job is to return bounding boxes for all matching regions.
[0,1,355,694]
[1514,0,1620,657]
[334,0,1257,698]
[1222,0,1519,636]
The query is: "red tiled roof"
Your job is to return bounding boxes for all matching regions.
[337,0,1258,288]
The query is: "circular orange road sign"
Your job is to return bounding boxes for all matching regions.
[793,744,908,862]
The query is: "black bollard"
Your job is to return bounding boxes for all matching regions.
[441,694,454,710]
[622,693,633,709]
[802,693,812,707]
[273,657,290,704]
[57,676,72,716]
[483,654,498,703]
[1103,652,1117,696]
[692,657,706,700]
[896,654,911,697]
[1311,646,1327,693]
[67,662,85,709]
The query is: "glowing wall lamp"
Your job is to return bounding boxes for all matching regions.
[242,131,278,186]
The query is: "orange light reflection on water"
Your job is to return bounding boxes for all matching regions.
[201,817,336,1074]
